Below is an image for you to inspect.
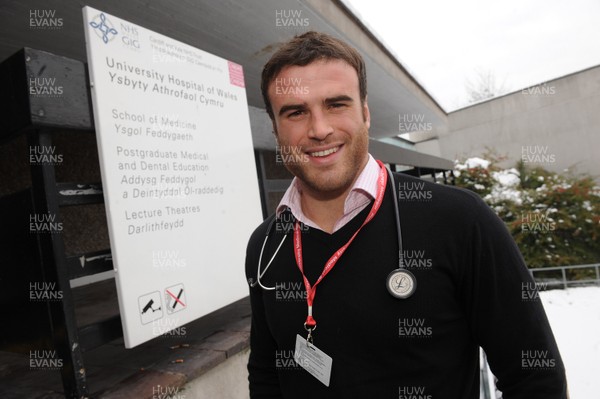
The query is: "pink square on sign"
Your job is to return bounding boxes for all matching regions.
[228,61,245,88]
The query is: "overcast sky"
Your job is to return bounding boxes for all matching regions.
[344,0,600,111]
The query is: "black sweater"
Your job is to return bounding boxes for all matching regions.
[245,172,567,398]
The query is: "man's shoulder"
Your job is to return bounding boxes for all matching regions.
[393,172,485,211]
[247,214,276,247]
[245,214,276,278]
[391,172,508,238]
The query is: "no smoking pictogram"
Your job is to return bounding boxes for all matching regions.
[165,283,186,314]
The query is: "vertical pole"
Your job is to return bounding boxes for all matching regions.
[254,150,268,219]
[28,129,88,398]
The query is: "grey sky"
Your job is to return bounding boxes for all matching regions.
[343,0,600,111]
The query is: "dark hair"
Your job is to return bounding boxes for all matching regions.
[261,31,367,120]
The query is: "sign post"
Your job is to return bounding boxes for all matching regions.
[83,7,262,347]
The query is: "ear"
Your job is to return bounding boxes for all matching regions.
[362,95,371,129]
[271,120,279,136]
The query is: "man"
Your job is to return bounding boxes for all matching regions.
[246,31,567,398]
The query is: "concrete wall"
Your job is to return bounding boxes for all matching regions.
[417,65,600,178]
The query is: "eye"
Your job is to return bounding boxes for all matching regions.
[329,103,346,109]
[287,110,304,118]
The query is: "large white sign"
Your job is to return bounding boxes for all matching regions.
[83,7,262,347]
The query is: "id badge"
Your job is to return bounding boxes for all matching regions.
[294,334,333,387]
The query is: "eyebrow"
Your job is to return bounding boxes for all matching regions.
[278,103,306,117]
[277,95,354,117]
[325,95,353,105]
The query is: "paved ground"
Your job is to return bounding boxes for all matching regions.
[0,279,251,398]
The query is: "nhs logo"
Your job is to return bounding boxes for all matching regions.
[89,13,118,44]
[118,21,141,51]
[89,12,140,51]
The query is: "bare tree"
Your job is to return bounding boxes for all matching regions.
[465,68,509,104]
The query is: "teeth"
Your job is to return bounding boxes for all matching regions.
[310,146,339,157]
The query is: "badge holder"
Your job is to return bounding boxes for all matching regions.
[304,322,316,347]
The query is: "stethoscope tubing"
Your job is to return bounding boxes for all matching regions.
[249,164,404,290]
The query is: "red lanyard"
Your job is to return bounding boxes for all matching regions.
[293,160,388,331]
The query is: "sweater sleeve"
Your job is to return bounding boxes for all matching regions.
[245,221,284,398]
[462,195,568,398]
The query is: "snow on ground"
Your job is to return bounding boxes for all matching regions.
[539,287,600,399]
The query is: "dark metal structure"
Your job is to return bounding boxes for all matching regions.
[0,48,119,398]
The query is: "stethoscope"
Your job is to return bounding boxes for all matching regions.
[248,164,416,299]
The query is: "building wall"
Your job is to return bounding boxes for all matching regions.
[419,66,600,178]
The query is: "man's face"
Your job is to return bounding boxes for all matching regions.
[268,59,370,198]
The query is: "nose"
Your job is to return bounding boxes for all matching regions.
[307,109,333,140]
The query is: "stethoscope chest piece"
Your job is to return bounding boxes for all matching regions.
[386,268,417,299]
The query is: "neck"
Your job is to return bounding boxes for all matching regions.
[300,186,350,234]
[300,156,369,234]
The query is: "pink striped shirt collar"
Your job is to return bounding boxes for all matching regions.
[276,154,380,233]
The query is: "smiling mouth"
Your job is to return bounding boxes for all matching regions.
[308,146,340,158]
